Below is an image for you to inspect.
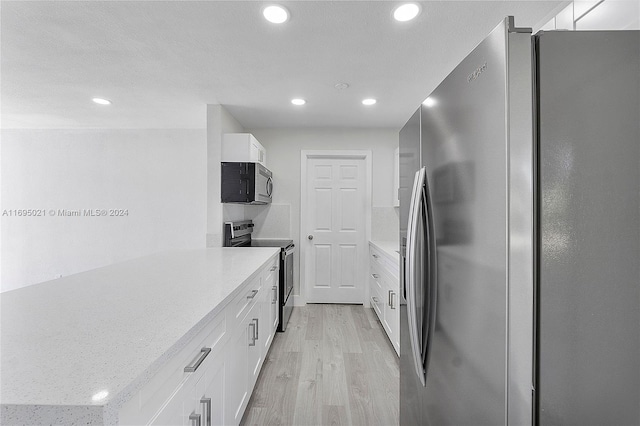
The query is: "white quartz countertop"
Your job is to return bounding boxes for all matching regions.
[369,240,400,262]
[0,247,279,422]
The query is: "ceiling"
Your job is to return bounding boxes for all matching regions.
[1,1,566,130]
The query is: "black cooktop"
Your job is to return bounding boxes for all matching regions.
[250,239,294,249]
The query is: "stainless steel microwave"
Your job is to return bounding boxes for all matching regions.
[221,162,273,204]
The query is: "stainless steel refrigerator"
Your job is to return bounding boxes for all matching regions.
[399,17,639,426]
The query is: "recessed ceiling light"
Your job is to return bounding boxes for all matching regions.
[393,3,421,22]
[263,5,290,24]
[362,98,377,106]
[423,97,436,107]
[291,98,306,106]
[92,98,112,105]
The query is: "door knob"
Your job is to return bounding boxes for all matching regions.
[308,235,314,240]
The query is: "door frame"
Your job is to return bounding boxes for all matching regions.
[299,150,372,305]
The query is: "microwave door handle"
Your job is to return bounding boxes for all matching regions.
[266,177,273,197]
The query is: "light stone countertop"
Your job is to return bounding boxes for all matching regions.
[369,240,400,263]
[0,247,279,425]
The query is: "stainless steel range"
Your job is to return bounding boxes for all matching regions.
[223,220,294,331]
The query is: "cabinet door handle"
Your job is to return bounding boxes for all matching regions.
[372,254,379,259]
[388,290,392,306]
[248,322,256,346]
[189,412,201,426]
[253,318,259,340]
[272,286,278,304]
[270,266,277,271]
[372,273,379,279]
[391,292,396,309]
[200,397,211,426]
[184,347,211,372]
[246,289,259,299]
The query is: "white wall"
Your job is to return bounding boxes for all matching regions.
[1,128,207,292]
[245,127,399,297]
[206,105,245,247]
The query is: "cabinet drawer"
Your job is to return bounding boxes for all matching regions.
[119,312,227,425]
[370,246,399,281]
[229,274,262,327]
[369,262,383,291]
[264,260,279,287]
[149,344,225,426]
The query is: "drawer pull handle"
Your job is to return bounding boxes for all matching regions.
[270,266,277,271]
[249,322,256,346]
[372,254,379,258]
[247,289,259,299]
[189,412,201,426]
[372,274,379,279]
[201,397,211,426]
[272,286,278,304]
[184,347,211,373]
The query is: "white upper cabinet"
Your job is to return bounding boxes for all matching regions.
[223,133,267,166]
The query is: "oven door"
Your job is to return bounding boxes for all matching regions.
[283,245,294,296]
[279,245,295,332]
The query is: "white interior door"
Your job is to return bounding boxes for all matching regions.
[302,152,370,304]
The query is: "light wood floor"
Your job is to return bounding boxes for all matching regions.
[240,304,399,426]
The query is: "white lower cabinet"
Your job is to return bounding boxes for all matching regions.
[225,319,249,425]
[202,352,225,426]
[369,243,400,355]
[226,299,263,425]
[119,254,279,426]
[224,256,278,426]
[147,337,227,426]
[181,346,226,426]
[382,279,399,352]
[247,299,262,395]
[147,384,183,426]
[264,263,279,353]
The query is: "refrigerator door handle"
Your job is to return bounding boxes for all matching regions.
[406,167,428,386]
[421,175,437,375]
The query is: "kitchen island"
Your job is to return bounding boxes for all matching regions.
[0,247,279,425]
